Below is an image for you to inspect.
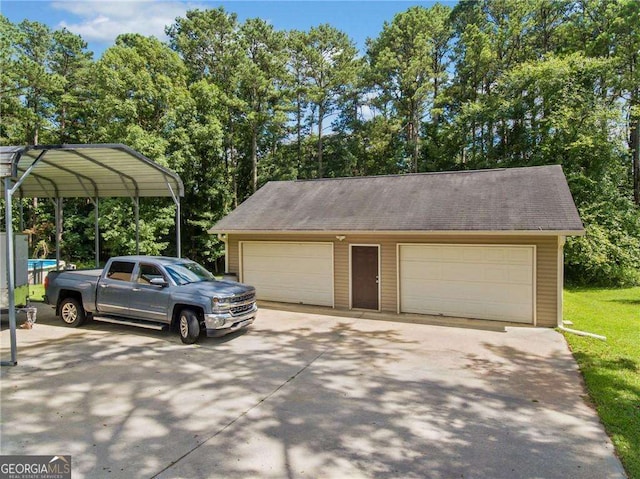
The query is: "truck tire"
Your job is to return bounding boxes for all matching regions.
[178,309,201,344]
[59,297,86,327]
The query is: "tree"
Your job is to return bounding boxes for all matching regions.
[49,28,93,143]
[0,15,22,143]
[609,0,640,205]
[3,20,59,144]
[298,24,359,178]
[286,29,311,175]
[167,8,245,206]
[1,4,638,285]
[89,34,188,259]
[237,18,288,192]
[367,5,452,172]
[166,79,226,266]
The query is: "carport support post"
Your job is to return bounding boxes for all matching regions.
[94,197,99,268]
[176,198,181,258]
[54,198,62,270]
[166,183,181,258]
[3,176,18,365]
[134,196,140,255]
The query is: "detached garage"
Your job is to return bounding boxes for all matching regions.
[210,165,584,327]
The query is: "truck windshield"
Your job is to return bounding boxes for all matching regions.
[164,261,215,285]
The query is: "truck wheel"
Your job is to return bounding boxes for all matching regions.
[179,309,201,344]
[60,297,86,327]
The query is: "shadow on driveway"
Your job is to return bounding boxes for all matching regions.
[0,304,626,479]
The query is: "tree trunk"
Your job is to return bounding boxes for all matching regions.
[632,114,639,206]
[318,103,324,178]
[410,99,420,173]
[296,90,302,176]
[60,105,67,143]
[251,125,258,193]
[413,121,420,173]
[229,119,238,208]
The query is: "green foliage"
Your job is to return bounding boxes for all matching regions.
[96,198,174,257]
[367,5,453,172]
[294,24,360,178]
[566,191,640,287]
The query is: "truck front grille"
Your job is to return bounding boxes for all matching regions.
[231,292,255,304]
[229,291,256,316]
[230,302,255,316]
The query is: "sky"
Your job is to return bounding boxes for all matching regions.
[1,0,455,56]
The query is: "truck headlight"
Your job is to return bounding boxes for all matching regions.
[212,297,230,312]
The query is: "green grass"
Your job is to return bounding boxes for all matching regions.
[563,286,640,479]
[28,284,45,302]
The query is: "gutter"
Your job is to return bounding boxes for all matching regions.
[208,228,586,236]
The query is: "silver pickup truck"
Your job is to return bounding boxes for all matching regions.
[44,255,257,344]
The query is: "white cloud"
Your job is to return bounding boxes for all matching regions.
[52,0,205,43]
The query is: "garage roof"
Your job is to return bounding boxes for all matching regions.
[0,144,184,198]
[211,165,584,234]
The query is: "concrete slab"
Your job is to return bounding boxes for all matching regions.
[0,303,626,479]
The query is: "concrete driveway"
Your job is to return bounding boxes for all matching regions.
[0,303,626,479]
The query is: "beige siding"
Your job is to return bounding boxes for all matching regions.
[226,233,559,327]
[334,241,349,308]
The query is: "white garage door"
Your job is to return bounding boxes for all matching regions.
[241,242,334,307]
[399,244,535,323]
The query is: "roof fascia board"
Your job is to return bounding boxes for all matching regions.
[210,229,586,237]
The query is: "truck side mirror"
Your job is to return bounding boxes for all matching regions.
[150,277,168,287]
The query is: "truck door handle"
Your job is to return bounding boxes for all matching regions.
[132,288,140,292]
[100,284,109,289]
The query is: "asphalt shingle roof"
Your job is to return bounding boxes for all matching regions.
[211,165,584,233]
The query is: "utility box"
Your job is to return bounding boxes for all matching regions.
[1,233,29,309]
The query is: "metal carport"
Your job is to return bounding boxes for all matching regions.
[1,144,185,366]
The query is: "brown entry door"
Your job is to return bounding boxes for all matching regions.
[351,246,379,310]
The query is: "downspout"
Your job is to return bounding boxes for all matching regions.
[558,326,606,341]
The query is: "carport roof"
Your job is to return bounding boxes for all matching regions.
[210,165,584,235]
[0,144,184,198]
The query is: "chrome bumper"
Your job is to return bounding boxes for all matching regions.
[204,304,257,337]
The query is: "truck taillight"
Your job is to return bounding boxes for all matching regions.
[44,275,49,289]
